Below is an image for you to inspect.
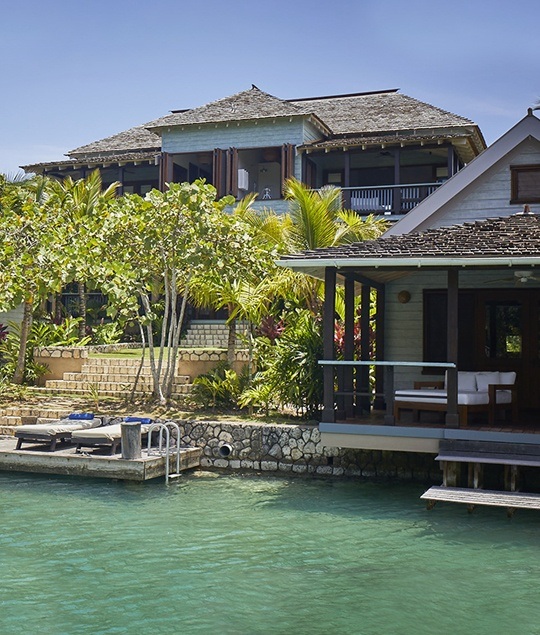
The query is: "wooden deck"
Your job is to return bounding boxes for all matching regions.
[0,438,201,481]
[422,486,540,513]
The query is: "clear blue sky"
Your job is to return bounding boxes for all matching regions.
[1,0,538,175]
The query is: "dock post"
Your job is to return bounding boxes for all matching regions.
[121,422,142,459]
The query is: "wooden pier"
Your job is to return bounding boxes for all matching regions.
[0,438,201,481]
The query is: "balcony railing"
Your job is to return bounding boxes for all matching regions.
[341,183,442,216]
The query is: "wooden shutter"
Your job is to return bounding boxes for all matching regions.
[280,144,296,196]
[159,152,174,191]
[227,147,238,197]
[212,148,226,198]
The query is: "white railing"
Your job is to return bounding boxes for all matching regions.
[341,183,442,215]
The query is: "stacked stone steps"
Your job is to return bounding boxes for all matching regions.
[41,357,194,397]
[181,321,248,348]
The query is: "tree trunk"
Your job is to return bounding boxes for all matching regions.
[78,282,87,339]
[12,299,33,384]
[54,292,63,323]
[227,311,236,367]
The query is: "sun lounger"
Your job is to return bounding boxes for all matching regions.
[15,413,102,451]
[72,417,153,455]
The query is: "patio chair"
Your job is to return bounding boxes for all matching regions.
[72,417,153,455]
[15,413,102,451]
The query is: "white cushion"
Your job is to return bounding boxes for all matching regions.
[444,371,478,391]
[476,371,501,392]
[72,423,152,442]
[499,371,517,386]
[16,418,102,435]
[395,388,512,406]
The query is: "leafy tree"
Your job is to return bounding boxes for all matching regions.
[0,175,67,382]
[98,180,236,403]
[49,170,119,337]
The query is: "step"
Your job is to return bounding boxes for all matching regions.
[63,372,191,384]
[30,384,193,398]
[42,380,193,395]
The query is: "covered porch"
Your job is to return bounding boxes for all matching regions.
[279,213,540,453]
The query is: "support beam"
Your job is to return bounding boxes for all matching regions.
[343,274,355,418]
[393,148,401,214]
[373,286,386,410]
[343,151,351,209]
[322,267,337,422]
[360,283,371,414]
[446,268,459,427]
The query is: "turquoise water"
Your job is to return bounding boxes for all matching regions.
[1,472,540,635]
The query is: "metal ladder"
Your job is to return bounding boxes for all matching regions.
[146,422,182,483]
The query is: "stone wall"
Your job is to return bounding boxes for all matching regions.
[33,346,88,383]
[177,420,439,482]
[177,349,249,377]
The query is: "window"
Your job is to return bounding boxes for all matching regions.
[510,164,540,203]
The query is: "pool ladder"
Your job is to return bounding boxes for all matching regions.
[146,422,182,483]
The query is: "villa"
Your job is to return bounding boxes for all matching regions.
[22,85,485,219]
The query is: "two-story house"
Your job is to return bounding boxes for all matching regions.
[23,86,485,219]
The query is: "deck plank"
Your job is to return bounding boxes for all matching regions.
[436,452,540,467]
[421,486,540,510]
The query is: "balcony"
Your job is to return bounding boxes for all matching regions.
[341,183,443,217]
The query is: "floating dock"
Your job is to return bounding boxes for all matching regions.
[0,438,201,481]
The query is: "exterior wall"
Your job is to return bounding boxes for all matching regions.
[0,305,24,327]
[423,138,540,229]
[162,119,307,154]
[177,420,438,481]
[384,269,528,389]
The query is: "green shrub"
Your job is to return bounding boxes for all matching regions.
[192,362,248,410]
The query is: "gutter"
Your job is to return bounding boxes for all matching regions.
[278,256,540,270]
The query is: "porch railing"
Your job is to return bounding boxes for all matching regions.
[340,183,442,215]
[318,360,457,426]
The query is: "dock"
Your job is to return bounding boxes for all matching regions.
[421,439,540,515]
[0,438,201,481]
[421,486,540,514]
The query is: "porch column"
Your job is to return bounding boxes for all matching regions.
[360,283,371,414]
[322,267,337,422]
[446,268,459,428]
[117,166,124,196]
[392,148,401,214]
[343,151,351,209]
[373,286,386,410]
[447,145,457,177]
[343,274,355,419]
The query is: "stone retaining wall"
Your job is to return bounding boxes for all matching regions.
[177,420,439,481]
[177,349,249,376]
[33,347,88,383]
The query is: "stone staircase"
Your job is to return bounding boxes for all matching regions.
[37,358,192,398]
[180,320,248,348]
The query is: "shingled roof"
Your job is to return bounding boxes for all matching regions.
[68,125,160,157]
[281,213,540,264]
[290,91,475,137]
[145,86,324,130]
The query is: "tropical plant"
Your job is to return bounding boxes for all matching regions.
[90,321,124,345]
[246,309,324,419]
[192,362,248,410]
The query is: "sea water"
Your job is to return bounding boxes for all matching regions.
[1,471,540,635]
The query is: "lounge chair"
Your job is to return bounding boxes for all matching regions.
[72,417,153,455]
[15,413,102,451]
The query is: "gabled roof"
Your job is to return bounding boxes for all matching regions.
[145,86,328,131]
[385,111,540,236]
[279,213,540,279]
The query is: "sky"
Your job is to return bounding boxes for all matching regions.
[1,0,539,175]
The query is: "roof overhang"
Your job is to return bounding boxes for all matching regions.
[278,256,540,282]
